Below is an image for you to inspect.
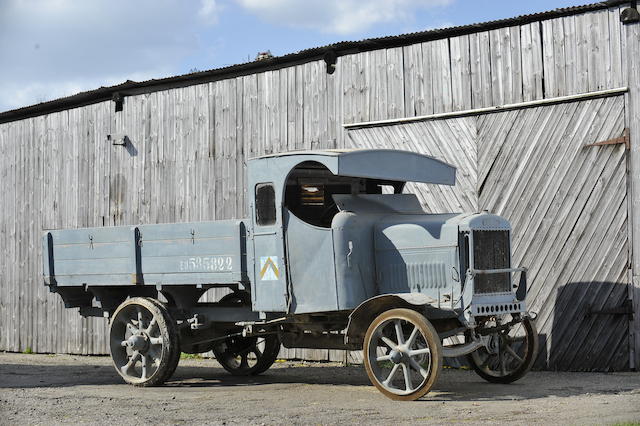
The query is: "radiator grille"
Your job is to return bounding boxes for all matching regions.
[473,230,511,294]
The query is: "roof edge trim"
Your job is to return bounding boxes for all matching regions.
[0,0,631,124]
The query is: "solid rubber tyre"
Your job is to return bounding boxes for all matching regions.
[363,308,442,401]
[109,297,180,386]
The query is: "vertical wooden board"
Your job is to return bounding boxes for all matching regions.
[339,53,355,126]
[263,70,276,154]
[109,99,126,225]
[488,26,521,104]
[353,52,371,124]
[235,77,246,217]
[241,74,258,166]
[385,47,405,119]
[285,66,299,150]
[213,81,225,219]
[278,69,289,153]
[574,12,590,93]
[592,9,611,92]
[489,29,504,105]
[624,12,640,370]
[450,35,472,111]
[16,119,26,351]
[240,73,257,220]
[326,57,341,149]
[368,50,383,121]
[562,15,578,96]
[142,93,155,223]
[608,6,623,88]
[509,25,523,104]
[542,20,557,97]
[213,79,238,219]
[302,61,327,150]
[0,123,8,349]
[402,44,421,117]
[194,84,212,221]
[469,31,492,108]
[175,87,187,223]
[0,124,4,350]
[520,23,544,101]
[551,17,567,97]
[429,38,453,113]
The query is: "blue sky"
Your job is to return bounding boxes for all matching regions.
[0,0,591,113]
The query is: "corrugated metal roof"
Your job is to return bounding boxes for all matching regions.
[0,0,631,124]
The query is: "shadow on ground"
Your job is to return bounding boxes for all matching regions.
[2,356,636,403]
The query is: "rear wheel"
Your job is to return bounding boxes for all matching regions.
[363,308,442,401]
[467,314,538,384]
[211,291,281,376]
[109,297,180,386]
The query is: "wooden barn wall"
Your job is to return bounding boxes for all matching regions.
[347,95,629,370]
[0,5,636,368]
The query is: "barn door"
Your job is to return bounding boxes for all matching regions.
[478,95,630,371]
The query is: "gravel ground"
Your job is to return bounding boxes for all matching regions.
[0,352,639,425]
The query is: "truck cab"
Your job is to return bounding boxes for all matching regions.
[247,149,524,322]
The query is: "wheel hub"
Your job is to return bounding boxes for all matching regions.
[389,349,403,364]
[126,334,149,352]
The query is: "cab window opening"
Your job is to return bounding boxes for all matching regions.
[284,161,404,228]
[255,183,276,226]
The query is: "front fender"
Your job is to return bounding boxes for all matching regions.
[345,293,456,346]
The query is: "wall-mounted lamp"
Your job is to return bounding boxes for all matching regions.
[621,1,640,24]
[112,92,124,112]
[323,50,338,75]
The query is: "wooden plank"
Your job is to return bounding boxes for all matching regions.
[385,47,405,119]
[574,12,590,93]
[429,39,453,113]
[520,23,544,101]
[450,35,472,111]
[509,25,523,104]
[608,6,624,89]
[624,12,640,370]
[469,31,492,108]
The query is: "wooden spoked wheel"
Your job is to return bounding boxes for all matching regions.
[467,314,538,384]
[211,292,281,376]
[109,297,180,386]
[363,308,442,401]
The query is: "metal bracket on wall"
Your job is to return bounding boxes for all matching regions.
[107,133,129,146]
[584,128,630,150]
[586,299,634,320]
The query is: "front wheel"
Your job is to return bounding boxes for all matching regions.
[467,314,538,384]
[363,308,442,401]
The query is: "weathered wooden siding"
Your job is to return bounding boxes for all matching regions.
[479,96,629,370]
[0,5,637,369]
[347,94,629,369]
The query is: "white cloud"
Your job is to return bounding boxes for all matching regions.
[0,0,216,112]
[235,0,454,34]
[199,0,222,25]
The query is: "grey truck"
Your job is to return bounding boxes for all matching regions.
[43,149,538,400]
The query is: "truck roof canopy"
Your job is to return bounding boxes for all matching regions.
[250,149,456,186]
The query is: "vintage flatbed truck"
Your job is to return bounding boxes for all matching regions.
[43,149,538,401]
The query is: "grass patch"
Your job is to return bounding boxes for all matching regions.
[22,347,33,354]
[180,352,203,360]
